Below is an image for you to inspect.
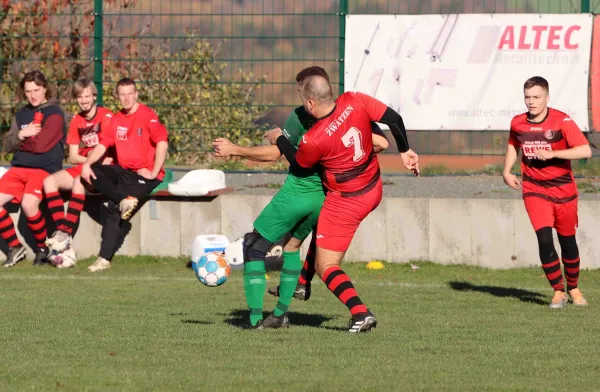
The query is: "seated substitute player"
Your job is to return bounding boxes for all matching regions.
[44,78,114,252]
[213,68,390,329]
[1,70,66,267]
[266,73,419,333]
[503,76,591,309]
[80,78,169,272]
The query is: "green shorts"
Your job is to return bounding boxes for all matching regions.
[253,190,325,244]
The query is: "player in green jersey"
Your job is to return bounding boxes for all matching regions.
[213,67,389,329]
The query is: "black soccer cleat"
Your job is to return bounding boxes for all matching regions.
[32,247,50,266]
[244,320,264,330]
[262,312,290,329]
[2,245,26,268]
[267,283,311,301]
[347,310,377,333]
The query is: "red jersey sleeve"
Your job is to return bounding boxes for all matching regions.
[100,110,113,132]
[66,116,80,145]
[350,91,388,121]
[561,116,588,148]
[146,110,168,144]
[508,118,520,148]
[295,133,322,168]
[100,116,116,148]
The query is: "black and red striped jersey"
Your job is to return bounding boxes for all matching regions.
[509,108,588,203]
[295,92,387,197]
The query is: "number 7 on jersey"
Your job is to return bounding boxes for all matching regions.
[342,127,365,162]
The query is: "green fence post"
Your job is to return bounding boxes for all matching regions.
[581,0,590,12]
[93,0,103,105]
[338,0,348,95]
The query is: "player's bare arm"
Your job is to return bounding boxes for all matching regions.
[534,144,592,161]
[142,140,168,180]
[80,144,108,182]
[502,143,521,190]
[68,144,87,165]
[213,133,282,162]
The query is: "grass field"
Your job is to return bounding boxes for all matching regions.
[1,257,600,391]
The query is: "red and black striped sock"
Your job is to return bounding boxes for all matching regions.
[46,191,66,231]
[322,266,368,316]
[563,257,580,291]
[62,193,85,235]
[542,258,565,291]
[298,241,316,285]
[26,211,47,249]
[0,208,20,248]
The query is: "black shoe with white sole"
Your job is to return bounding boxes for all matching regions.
[2,245,26,268]
[262,312,290,329]
[347,310,377,333]
[267,283,311,301]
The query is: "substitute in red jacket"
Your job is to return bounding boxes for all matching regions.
[81,78,168,272]
[1,70,66,268]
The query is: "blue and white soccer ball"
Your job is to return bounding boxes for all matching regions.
[49,247,77,269]
[192,251,231,287]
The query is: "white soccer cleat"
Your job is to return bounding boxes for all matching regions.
[88,257,111,272]
[47,230,72,253]
[549,291,567,309]
[119,196,138,220]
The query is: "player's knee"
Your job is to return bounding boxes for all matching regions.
[20,198,40,217]
[43,175,55,190]
[535,227,557,262]
[557,234,579,260]
[72,177,85,194]
[283,236,302,253]
[243,230,273,262]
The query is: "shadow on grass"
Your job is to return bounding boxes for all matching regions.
[223,309,335,329]
[448,281,548,306]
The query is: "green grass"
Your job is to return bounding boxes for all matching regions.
[2,257,600,391]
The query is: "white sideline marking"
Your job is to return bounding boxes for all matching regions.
[0,274,594,294]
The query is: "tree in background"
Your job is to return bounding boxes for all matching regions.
[0,0,270,165]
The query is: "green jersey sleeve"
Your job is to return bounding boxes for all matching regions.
[282,106,313,148]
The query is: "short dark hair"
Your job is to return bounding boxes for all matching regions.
[524,76,549,93]
[116,77,136,94]
[19,70,51,100]
[296,66,330,83]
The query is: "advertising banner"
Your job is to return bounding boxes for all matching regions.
[345,14,593,130]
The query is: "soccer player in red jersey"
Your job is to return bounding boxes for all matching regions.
[1,70,66,267]
[44,78,114,252]
[267,71,419,332]
[503,76,592,308]
[80,78,169,272]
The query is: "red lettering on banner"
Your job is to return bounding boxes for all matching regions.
[498,25,581,50]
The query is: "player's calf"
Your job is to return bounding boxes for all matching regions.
[536,228,566,301]
[243,230,273,327]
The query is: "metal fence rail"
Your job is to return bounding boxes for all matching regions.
[1,0,597,162]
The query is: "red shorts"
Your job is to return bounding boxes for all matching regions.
[0,167,49,203]
[65,164,83,179]
[316,178,383,252]
[524,196,578,236]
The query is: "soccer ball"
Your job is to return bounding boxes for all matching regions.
[49,247,77,269]
[192,251,231,287]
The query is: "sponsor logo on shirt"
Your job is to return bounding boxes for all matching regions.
[137,128,142,136]
[117,126,128,141]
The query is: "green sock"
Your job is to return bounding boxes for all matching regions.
[274,251,302,317]
[244,260,266,326]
